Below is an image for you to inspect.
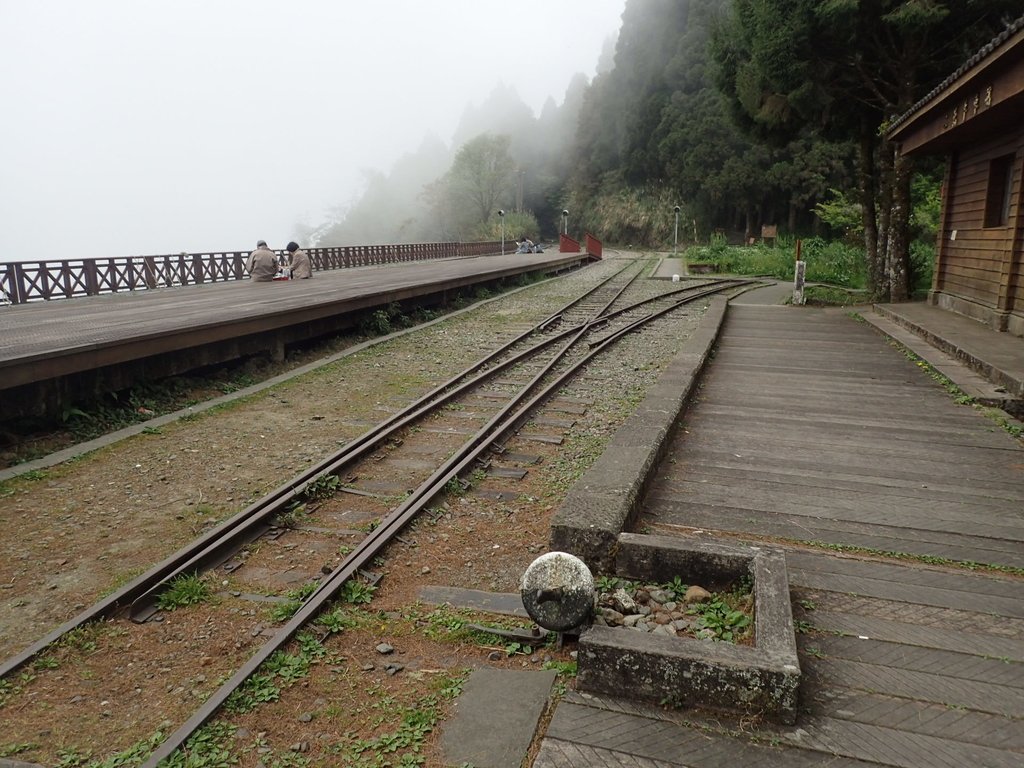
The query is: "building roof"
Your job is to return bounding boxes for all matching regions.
[888,14,1024,133]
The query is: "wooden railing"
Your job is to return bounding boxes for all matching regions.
[0,241,502,305]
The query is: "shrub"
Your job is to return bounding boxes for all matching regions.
[688,235,866,289]
[910,240,934,294]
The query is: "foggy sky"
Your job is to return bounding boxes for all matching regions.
[0,0,626,261]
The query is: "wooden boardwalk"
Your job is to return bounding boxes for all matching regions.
[537,304,1024,767]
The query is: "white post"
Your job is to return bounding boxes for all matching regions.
[792,239,806,305]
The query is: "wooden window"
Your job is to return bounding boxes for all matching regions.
[984,154,1015,227]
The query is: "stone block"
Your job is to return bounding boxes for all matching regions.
[577,533,801,724]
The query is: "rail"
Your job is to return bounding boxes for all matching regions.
[0,240,501,305]
[0,259,755,763]
[143,275,753,766]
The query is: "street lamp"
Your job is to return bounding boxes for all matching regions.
[673,205,681,257]
[561,209,569,236]
[498,209,505,255]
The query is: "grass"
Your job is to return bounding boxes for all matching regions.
[160,722,238,768]
[546,431,609,494]
[0,470,50,500]
[409,604,474,642]
[405,604,541,651]
[224,672,282,714]
[443,476,468,496]
[0,673,35,709]
[543,659,578,677]
[317,607,365,634]
[260,582,375,630]
[687,235,866,288]
[159,618,469,765]
[340,579,377,605]
[305,473,342,500]
[799,539,1024,576]
[802,284,869,306]
[225,629,331,714]
[595,577,754,644]
[56,623,104,653]
[155,573,212,610]
[6,375,259,466]
[59,730,168,768]
[688,595,753,643]
[978,405,1024,441]
[268,580,320,622]
[275,500,309,528]
[0,743,36,758]
[881,334,1024,442]
[327,671,468,767]
[210,616,467,765]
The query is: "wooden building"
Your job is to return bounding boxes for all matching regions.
[888,16,1024,337]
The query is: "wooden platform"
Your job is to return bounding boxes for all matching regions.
[0,251,589,420]
[537,305,1024,767]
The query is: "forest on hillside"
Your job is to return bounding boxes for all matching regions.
[310,0,1022,301]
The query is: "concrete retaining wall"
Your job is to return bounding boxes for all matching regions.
[549,295,728,573]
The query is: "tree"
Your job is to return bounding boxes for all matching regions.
[427,134,516,237]
[449,133,516,225]
[568,0,850,242]
[711,0,1021,300]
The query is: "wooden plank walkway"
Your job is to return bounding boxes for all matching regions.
[537,304,1024,767]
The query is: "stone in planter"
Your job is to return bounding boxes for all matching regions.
[576,533,800,724]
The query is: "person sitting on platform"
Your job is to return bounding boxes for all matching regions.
[516,236,535,254]
[286,241,312,279]
[246,240,278,282]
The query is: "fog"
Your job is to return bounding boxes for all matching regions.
[0,0,626,261]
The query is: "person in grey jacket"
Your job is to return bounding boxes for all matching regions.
[286,241,312,279]
[246,240,278,282]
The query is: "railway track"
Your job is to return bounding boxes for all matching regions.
[0,257,757,763]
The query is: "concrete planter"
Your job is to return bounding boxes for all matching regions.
[576,533,801,724]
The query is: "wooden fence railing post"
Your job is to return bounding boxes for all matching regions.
[84,261,100,296]
[11,263,26,304]
[144,257,157,289]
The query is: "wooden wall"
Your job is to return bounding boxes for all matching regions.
[934,131,1024,333]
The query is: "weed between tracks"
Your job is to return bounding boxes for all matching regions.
[157,574,213,611]
[23,603,571,767]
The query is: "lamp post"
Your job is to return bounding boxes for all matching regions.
[561,209,569,236]
[673,205,680,257]
[498,209,505,255]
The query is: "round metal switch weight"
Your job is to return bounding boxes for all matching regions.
[520,552,594,632]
